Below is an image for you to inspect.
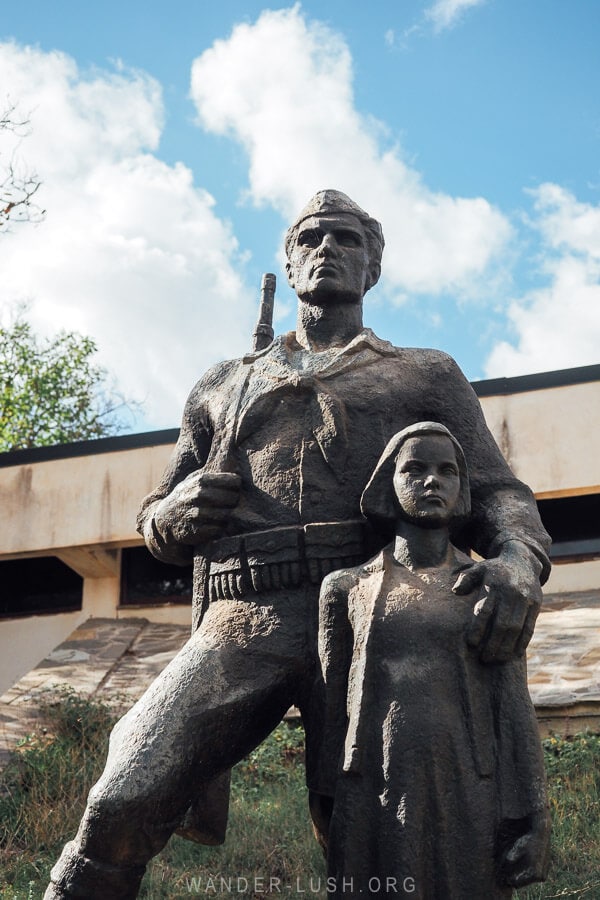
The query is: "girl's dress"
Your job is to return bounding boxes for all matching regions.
[318,545,549,899]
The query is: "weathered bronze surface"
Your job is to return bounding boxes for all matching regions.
[318,423,550,897]
[45,191,551,899]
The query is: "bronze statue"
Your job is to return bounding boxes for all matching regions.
[45,191,550,899]
[318,422,550,898]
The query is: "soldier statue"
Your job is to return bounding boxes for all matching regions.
[45,191,550,899]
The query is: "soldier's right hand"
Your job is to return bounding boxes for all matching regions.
[153,471,241,546]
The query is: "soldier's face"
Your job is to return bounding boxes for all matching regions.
[286,213,371,305]
[393,435,461,528]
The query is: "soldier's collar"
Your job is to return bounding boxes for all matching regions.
[242,328,397,363]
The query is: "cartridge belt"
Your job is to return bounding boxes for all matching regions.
[207,520,367,601]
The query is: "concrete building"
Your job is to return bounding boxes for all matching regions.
[1,363,599,734]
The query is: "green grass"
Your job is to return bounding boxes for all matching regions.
[138,724,325,900]
[0,690,598,899]
[521,734,600,900]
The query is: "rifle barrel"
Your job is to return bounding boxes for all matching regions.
[252,273,276,351]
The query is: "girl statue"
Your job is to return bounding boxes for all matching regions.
[317,422,550,899]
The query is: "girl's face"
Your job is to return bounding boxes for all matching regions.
[393,434,461,528]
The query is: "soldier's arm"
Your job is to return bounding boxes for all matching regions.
[426,354,549,569]
[136,364,240,566]
[428,353,551,661]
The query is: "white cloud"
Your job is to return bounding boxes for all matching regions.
[527,183,600,259]
[0,41,253,428]
[190,6,511,299]
[486,184,600,376]
[425,0,487,33]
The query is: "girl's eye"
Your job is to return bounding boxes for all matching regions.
[404,464,424,475]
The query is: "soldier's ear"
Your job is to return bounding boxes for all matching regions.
[285,261,295,289]
[366,262,381,292]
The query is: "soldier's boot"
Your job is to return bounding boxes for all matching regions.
[43,841,145,900]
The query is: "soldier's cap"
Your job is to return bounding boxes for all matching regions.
[285,189,384,261]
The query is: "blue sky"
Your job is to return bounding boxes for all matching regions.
[1,1,599,429]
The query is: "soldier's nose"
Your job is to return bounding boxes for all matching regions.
[318,234,338,255]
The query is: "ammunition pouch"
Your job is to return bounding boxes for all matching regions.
[207,520,367,600]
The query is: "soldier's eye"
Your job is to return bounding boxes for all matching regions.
[336,230,361,246]
[298,229,321,247]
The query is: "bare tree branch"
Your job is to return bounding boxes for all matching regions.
[0,98,46,231]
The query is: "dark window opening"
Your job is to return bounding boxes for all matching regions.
[537,494,600,561]
[0,557,83,618]
[120,547,192,606]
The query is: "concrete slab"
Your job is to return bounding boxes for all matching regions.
[528,592,600,708]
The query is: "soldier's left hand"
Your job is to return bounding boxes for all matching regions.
[452,540,544,663]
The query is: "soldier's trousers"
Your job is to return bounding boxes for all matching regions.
[44,585,322,900]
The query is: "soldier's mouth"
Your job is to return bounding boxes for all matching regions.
[311,264,339,276]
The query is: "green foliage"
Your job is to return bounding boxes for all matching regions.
[0,308,134,451]
[0,688,116,861]
[521,734,600,900]
[37,685,118,749]
[234,719,305,788]
[141,722,323,899]
[0,691,598,899]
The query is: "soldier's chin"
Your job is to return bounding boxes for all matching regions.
[302,285,362,306]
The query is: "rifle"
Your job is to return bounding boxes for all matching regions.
[252,273,276,351]
[192,273,276,623]
[186,281,276,841]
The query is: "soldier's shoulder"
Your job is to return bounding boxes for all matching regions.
[185,357,244,402]
[188,332,289,395]
[379,343,464,380]
[393,344,458,366]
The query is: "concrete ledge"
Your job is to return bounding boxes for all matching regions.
[536,703,600,739]
[0,617,189,767]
